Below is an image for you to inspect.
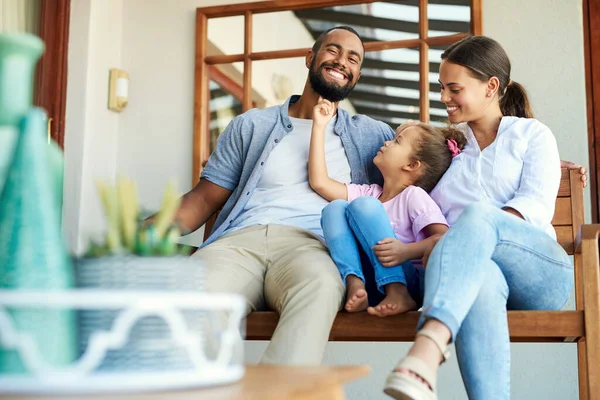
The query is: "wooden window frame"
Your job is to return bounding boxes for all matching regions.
[194,0,483,187]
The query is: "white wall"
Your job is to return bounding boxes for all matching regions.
[63,0,123,254]
[64,0,588,398]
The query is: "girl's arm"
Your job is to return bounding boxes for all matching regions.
[309,98,348,201]
[373,223,448,267]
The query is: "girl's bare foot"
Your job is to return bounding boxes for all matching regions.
[368,282,417,317]
[345,275,369,312]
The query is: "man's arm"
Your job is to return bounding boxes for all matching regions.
[173,179,232,234]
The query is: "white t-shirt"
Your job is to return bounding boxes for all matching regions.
[225,116,351,237]
[430,117,561,239]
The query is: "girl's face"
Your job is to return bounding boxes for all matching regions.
[438,60,494,124]
[374,124,422,174]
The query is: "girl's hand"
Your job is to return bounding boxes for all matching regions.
[313,97,337,127]
[373,238,410,267]
[421,235,442,267]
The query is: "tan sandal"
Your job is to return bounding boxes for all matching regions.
[383,329,451,400]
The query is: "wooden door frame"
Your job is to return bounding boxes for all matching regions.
[35,0,71,149]
[584,0,600,222]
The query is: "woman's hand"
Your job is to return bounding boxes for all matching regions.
[561,160,588,188]
[313,97,337,127]
[373,238,411,267]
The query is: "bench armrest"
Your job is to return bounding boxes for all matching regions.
[575,224,600,254]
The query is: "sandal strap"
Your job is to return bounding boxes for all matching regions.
[393,355,438,392]
[417,329,451,363]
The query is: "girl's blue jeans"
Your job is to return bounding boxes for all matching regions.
[321,197,423,304]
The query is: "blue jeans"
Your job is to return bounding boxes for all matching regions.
[419,202,573,399]
[321,197,423,304]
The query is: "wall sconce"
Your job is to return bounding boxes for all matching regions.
[108,68,129,112]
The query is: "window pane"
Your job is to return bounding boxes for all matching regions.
[250,57,306,108]
[208,15,245,55]
[252,2,420,53]
[427,0,471,38]
[428,44,448,127]
[209,63,244,152]
[209,80,242,152]
[349,47,421,129]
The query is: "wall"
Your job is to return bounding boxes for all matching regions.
[63,0,123,254]
[64,0,588,398]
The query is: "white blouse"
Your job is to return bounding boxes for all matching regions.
[430,117,561,239]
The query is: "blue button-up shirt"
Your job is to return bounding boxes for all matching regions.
[200,95,395,247]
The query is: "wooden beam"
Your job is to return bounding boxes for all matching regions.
[193,11,209,185]
[471,0,483,35]
[427,32,469,47]
[358,75,441,92]
[353,106,420,121]
[584,0,600,222]
[419,0,429,123]
[295,9,468,36]
[350,89,445,109]
[204,35,465,65]
[295,8,420,34]
[197,0,379,18]
[243,11,253,111]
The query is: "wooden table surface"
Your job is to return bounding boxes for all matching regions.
[1,365,371,400]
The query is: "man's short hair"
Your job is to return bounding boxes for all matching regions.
[310,26,365,56]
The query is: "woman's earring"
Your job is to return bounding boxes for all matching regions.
[487,92,492,97]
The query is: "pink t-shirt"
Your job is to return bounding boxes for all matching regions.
[346,184,448,244]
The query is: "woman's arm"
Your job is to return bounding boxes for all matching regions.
[502,122,561,226]
[373,223,448,267]
[561,160,587,187]
[308,98,348,201]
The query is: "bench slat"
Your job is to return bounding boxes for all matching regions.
[552,197,573,225]
[245,311,584,342]
[556,226,575,254]
[558,168,570,197]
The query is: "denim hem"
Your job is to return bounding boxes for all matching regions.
[341,271,365,285]
[418,306,460,342]
[376,276,407,294]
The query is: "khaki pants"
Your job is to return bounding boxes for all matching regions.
[192,224,345,365]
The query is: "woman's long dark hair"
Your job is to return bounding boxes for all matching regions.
[442,36,533,118]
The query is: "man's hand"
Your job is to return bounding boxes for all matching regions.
[373,238,411,267]
[561,160,588,188]
[312,97,337,127]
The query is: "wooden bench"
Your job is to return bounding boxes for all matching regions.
[203,169,600,399]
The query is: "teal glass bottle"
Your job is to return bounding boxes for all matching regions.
[0,33,75,373]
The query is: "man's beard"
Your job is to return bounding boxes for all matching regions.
[308,60,356,102]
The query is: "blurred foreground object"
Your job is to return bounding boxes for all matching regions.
[0,33,75,372]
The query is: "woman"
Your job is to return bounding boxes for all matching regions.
[383,36,577,400]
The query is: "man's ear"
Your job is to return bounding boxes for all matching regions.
[306,51,314,69]
[401,160,422,172]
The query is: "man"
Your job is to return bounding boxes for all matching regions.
[170,26,588,365]
[174,26,393,365]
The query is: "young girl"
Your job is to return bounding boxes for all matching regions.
[309,98,466,317]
